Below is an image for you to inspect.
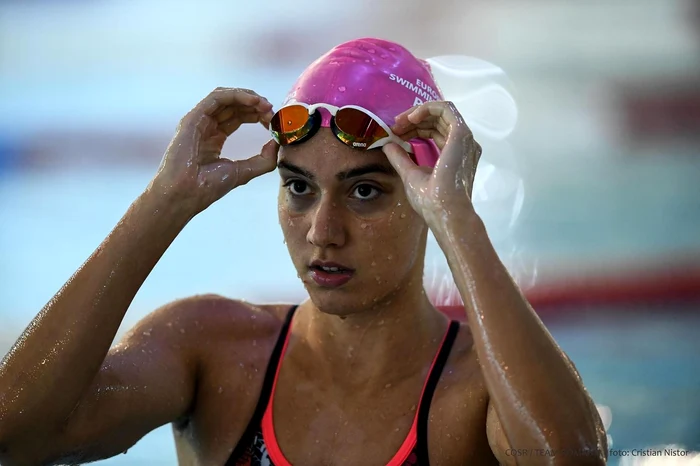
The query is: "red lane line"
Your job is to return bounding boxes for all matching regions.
[435,268,700,321]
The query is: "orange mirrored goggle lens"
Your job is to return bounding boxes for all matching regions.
[270,105,313,144]
[271,105,390,149]
[334,108,389,149]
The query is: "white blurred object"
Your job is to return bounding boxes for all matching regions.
[426,55,525,244]
[420,56,535,303]
[426,55,518,141]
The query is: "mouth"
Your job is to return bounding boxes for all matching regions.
[309,261,354,274]
[308,261,355,288]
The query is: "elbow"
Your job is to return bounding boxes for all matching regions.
[0,429,58,466]
[547,435,607,466]
[0,440,23,466]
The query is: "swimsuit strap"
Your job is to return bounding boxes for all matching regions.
[225,305,298,465]
[414,320,461,464]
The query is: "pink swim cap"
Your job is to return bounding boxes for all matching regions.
[282,38,443,167]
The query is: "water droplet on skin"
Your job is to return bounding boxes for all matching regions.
[388,47,396,52]
[179,328,185,334]
[385,383,392,389]
[361,223,368,229]
[142,330,151,336]
[338,86,346,92]
[368,48,375,54]
[387,255,393,260]
[411,404,416,411]
[400,213,406,219]
[218,386,223,394]
[371,261,376,267]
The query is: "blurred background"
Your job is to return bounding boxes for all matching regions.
[1,0,699,464]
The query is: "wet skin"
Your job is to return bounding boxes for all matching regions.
[0,88,606,466]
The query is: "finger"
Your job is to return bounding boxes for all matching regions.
[232,139,280,187]
[382,142,421,184]
[393,127,447,150]
[194,88,271,120]
[410,101,473,141]
[199,140,279,198]
[392,115,451,145]
[218,112,268,136]
[393,104,421,123]
[178,89,258,137]
[394,117,450,141]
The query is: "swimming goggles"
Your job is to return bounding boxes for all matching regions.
[270,101,414,154]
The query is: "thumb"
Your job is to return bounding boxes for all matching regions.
[200,140,279,196]
[382,142,422,184]
[233,139,279,187]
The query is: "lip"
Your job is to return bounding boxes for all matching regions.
[308,260,355,289]
[310,260,355,272]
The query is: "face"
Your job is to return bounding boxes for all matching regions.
[278,129,428,316]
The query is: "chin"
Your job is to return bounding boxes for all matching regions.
[304,284,393,318]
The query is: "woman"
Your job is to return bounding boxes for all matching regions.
[0,38,606,465]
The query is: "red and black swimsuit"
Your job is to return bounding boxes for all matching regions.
[227,305,460,466]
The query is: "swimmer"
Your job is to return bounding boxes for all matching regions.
[0,38,607,465]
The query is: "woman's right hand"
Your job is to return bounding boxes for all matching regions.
[148,87,279,217]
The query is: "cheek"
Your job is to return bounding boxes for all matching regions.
[278,200,295,238]
[357,203,425,259]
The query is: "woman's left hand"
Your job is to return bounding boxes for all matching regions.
[382,101,482,229]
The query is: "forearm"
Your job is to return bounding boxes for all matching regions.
[0,189,191,439]
[433,207,601,457]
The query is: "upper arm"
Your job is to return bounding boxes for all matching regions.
[28,296,220,465]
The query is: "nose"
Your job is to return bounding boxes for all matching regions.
[306,197,346,248]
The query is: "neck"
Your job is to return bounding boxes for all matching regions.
[293,281,448,391]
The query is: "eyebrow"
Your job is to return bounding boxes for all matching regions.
[277,161,397,181]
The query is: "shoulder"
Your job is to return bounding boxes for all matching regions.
[425,320,497,463]
[431,320,485,407]
[123,294,294,350]
[432,319,488,412]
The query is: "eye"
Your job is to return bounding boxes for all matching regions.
[352,184,381,201]
[284,179,312,196]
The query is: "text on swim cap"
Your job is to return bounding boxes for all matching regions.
[388,74,440,105]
